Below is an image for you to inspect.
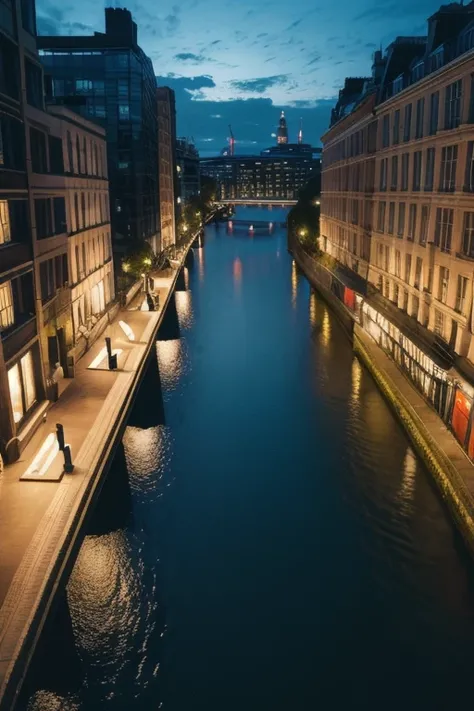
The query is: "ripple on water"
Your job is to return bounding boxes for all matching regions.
[156,339,190,395]
[123,424,173,503]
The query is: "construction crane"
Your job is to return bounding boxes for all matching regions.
[228,125,235,156]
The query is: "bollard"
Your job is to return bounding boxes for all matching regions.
[63,444,74,473]
[56,423,65,451]
[105,336,117,370]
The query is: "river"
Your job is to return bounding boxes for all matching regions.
[23,206,474,711]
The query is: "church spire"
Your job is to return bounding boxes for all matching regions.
[298,117,303,144]
[277,110,288,145]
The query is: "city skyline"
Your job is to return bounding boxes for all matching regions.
[37,0,444,156]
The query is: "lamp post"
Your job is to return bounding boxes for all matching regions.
[56,423,74,473]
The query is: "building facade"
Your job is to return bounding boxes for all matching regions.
[157,87,177,250]
[200,152,321,201]
[176,138,200,205]
[320,1,474,458]
[37,8,159,258]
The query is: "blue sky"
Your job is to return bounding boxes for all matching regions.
[36,0,443,155]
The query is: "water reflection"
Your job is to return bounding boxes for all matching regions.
[351,357,362,410]
[175,291,193,329]
[291,260,297,308]
[233,257,242,293]
[123,424,173,503]
[399,447,417,510]
[196,247,204,282]
[156,339,188,391]
[321,308,331,348]
[309,291,317,327]
[27,690,80,711]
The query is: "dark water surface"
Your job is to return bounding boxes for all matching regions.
[25,207,474,711]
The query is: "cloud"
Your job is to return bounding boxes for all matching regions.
[287,18,302,30]
[230,75,289,94]
[306,54,321,68]
[174,52,207,63]
[211,114,222,118]
[264,56,277,63]
[211,39,221,45]
[201,138,214,142]
[257,33,268,38]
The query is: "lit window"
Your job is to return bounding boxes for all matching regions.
[0,200,11,243]
[8,363,23,423]
[7,351,36,424]
[118,104,130,120]
[0,281,14,330]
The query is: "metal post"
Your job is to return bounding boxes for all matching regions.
[63,444,74,473]
[105,337,117,370]
[56,423,65,451]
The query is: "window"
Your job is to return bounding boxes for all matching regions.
[393,109,400,145]
[66,131,74,173]
[434,309,444,337]
[397,202,405,237]
[379,158,387,191]
[395,250,401,277]
[393,283,400,305]
[53,197,66,234]
[415,98,425,139]
[75,79,93,93]
[403,289,409,311]
[430,91,439,135]
[462,211,474,258]
[403,103,412,141]
[81,193,86,227]
[464,141,474,191]
[388,202,395,234]
[435,207,453,252]
[91,280,105,315]
[469,74,474,123]
[414,257,422,290]
[40,258,54,302]
[440,145,457,192]
[413,151,422,191]
[401,153,409,190]
[412,294,419,319]
[424,147,435,191]
[420,205,429,246]
[35,198,64,239]
[384,245,390,272]
[30,128,47,173]
[0,199,10,244]
[456,275,469,314]
[382,115,390,148]
[48,136,64,174]
[0,115,25,170]
[83,136,88,175]
[445,80,462,130]
[0,281,13,330]
[390,155,398,190]
[407,204,417,241]
[405,253,412,283]
[361,233,370,261]
[21,0,36,34]
[8,350,36,424]
[438,266,449,302]
[118,103,130,120]
[0,34,20,100]
[25,59,43,109]
[377,201,386,232]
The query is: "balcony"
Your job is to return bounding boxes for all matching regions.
[1,316,37,363]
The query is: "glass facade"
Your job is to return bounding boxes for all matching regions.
[39,17,159,254]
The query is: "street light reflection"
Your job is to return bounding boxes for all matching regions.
[123,424,172,500]
[175,290,193,328]
[197,247,204,282]
[309,291,317,326]
[233,257,242,292]
[321,309,331,347]
[399,447,417,509]
[156,339,185,390]
[291,260,297,308]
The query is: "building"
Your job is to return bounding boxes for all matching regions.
[37,8,160,258]
[157,87,177,250]
[277,111,288,144]
[320,1,474,456]
[176,138,200,205]
[200,153,321,201]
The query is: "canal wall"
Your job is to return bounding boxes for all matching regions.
[289,233,474,555]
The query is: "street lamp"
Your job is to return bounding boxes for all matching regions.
[182,223,188,233]
[143,257,152,268]
[122,261,130,273]
[299,228,307,238]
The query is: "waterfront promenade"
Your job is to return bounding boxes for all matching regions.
[0,247,190,708]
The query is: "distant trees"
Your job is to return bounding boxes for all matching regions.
[287,174,321,255]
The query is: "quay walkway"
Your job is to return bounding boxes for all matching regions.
[0,243,193,709]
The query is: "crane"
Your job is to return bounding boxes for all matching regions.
[228,124,235,157]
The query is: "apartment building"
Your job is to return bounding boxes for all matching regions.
[157,87,177,251]
[320,2,474,456]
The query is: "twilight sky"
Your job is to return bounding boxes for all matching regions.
[37,0,443,156]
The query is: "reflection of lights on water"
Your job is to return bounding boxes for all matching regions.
[156,339,186,390]
[309,291,317,326]
[233,257,242,291]
[399,447,417,506]
[197,247,204,282]
[351,358,362,403]
[321,309,331,347]
[291,260,297,308]
[68,531,138,655]
[175,290,193,328]
[123,424,172,498]
[26,690,80,711]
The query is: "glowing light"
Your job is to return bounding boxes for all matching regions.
[143,257,152,267]
[156,339,184,387]
[299,228,307,238]
[233,257,242,291]
[182,224,188,233]
[177,196,181,204]
[88,346,123,370]
[119,320,135,341]
[321,309,331,347]
[122,261,130,273]
[351,357,362,403]
[21,433,59,479]
[309,291,317,326]
[175,290,193,327]
[291,260,297,308]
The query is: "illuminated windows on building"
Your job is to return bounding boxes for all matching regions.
[0,200,10,243]
[0,281,14,330]
[8,351,36,424]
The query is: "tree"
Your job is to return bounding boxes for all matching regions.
[288,174,321,255]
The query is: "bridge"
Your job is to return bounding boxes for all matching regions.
[0,228,206,710]
[225,219,286,229]
[214,198,297,207]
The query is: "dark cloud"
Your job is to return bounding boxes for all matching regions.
[354,0,434,22]
[287,18,302,30]
[210,39,221,45]
[264,56,277,63]
[174,52,211,63]
[257,33,268,38]
[306,54,321,67]
[230,75,289,94]
[158,74,216,90]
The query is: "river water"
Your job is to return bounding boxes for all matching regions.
[24,207,474,711]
